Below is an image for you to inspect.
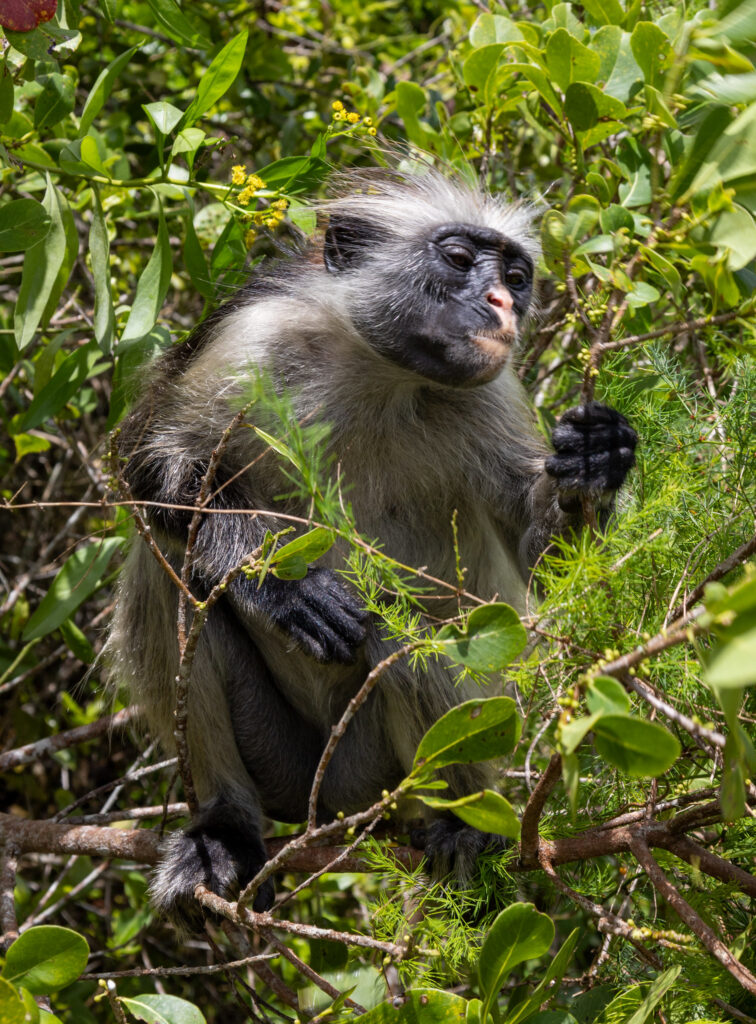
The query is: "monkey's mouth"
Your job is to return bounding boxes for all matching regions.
[469,329,515,360]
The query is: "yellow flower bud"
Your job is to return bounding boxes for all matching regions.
[347,112,360,123]
[231,165,247,185]
[368,127,377,136]
[332,100,344,111]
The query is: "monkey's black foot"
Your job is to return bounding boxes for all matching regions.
[545,402,637,497]
[257,565,368,664]
[150,805,274,933]
[413,818,507,885]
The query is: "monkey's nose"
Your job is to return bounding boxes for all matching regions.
[486,287,513,312]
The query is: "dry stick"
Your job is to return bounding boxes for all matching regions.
[307,643,420,829]
[0,842,19,954]
[196,887,407,959]
[260,930,367,1015]
[630,838,756,996]
[105,980,129,1024]
[81,953,278,981]
[0,707,139,772]
[669,531,756,625]
[519,752,562,868]
[599,307,748,353]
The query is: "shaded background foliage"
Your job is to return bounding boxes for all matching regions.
[2,0,756,1021]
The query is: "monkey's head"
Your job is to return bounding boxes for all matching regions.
[321,173,537,387]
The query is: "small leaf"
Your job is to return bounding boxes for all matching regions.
[413,697,521,771]
[706,623,756,689]
[358,989,467,1022]
[143,101,183,137]
[586,676,630,715]
[499,929,579,1024]
[592,715,680,777]
[630,22,670,87]
[0,977,27,1023]
[23,539,123,641]
[121,199,171,345]
[421,789,521,838]
[479,903,554,1022]
[625,966,681,1024]
[182,30,248,128]
[34,72,74,129]
[271,528,335,578]
[1,926,88,995]
[119,993,206,1024]
[0,199,51,251]
[143,0,211,49]
[559,712,602,755]
[90,185,115,354]
[10,344,105,435]
[80,45,140,135]
[436,602,527,671]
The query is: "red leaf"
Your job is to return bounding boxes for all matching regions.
[0,0,58,32]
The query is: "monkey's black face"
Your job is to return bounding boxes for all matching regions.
[323,216,534,387]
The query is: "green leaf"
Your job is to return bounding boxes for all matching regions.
[630,22,670,87]
[80,45,140,135]
[144,101,184,137]
[0,69,14,125]
[594,27,644,102]
[710,203,756,270]
[121,199,172,345]
[586,676,630,714]
[706,623,756,688]
[436,603,527,671]
[618,138,652,208]
[182,30,248,128]
[413,697,521,771]
[721,733,747,819]
[565,82,627,132]
[182,202,213,300]
[625,966,681,1024]
[0,977,27,1023]
[522,1014,577,1024]
[580,0,623,25]
[686,102,756,200]
[479,903,554,1022]
[34,72,75,129]
[253,427,300,467]
[119,994,206,1024]
[143,0,211,49]
[592,715,680,776]
[545,29,601,91]
[470,14,524,45]
[503,929,579,1024]
[58,618,95,664]
[463,44,505,97]
[14,175,77,352]
[1,927,89,995]
[396,81,432,147]
[90,185,115,354]
[0,199,51,252]
[559,712,603,755]
[421,789,521,838]
[254,155,329,193]
[23,539,123,641]
[10,344,105,435]
[272,528,335,578]
[713,0,756,44]
[359,989,468,1022]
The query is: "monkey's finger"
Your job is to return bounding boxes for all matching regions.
[558,402,632,428]
[551,421,638,455]
[545,447,636,491]
[287,606,362,664]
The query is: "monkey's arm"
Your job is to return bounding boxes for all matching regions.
[122,438,367,664]
[516,402,637,576]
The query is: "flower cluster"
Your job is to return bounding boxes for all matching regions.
[331,100,376,136]
[230,167,267,207]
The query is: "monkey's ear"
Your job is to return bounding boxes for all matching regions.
[323,215,386,273]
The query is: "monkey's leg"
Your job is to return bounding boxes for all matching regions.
[149,602,322,931]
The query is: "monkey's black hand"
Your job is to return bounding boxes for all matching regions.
[254,566,368,664]
[545,402,637,497]
[412,818,506,882]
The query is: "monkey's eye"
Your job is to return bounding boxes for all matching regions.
[504,266,530,290]
[441,245,475,271]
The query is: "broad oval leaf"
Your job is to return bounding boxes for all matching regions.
[586,676,630,715]
[0,977,26,1023]
[0,198,51,251]
[23,537,123,641]
[706,624,756,688]
[592,715,680,777]
[119,993,206,1024]
[413,697,521,771]
[1,926,89,995]
[479,903,554,1020]
[421,789,521,838]
[272,527,334,567]
[436,603,527,672]
[359,988,468,1022]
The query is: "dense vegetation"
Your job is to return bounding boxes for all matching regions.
[1,0,756,1021]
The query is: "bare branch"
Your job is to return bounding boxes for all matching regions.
[519,753,561,867]
[0,708,139,772]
